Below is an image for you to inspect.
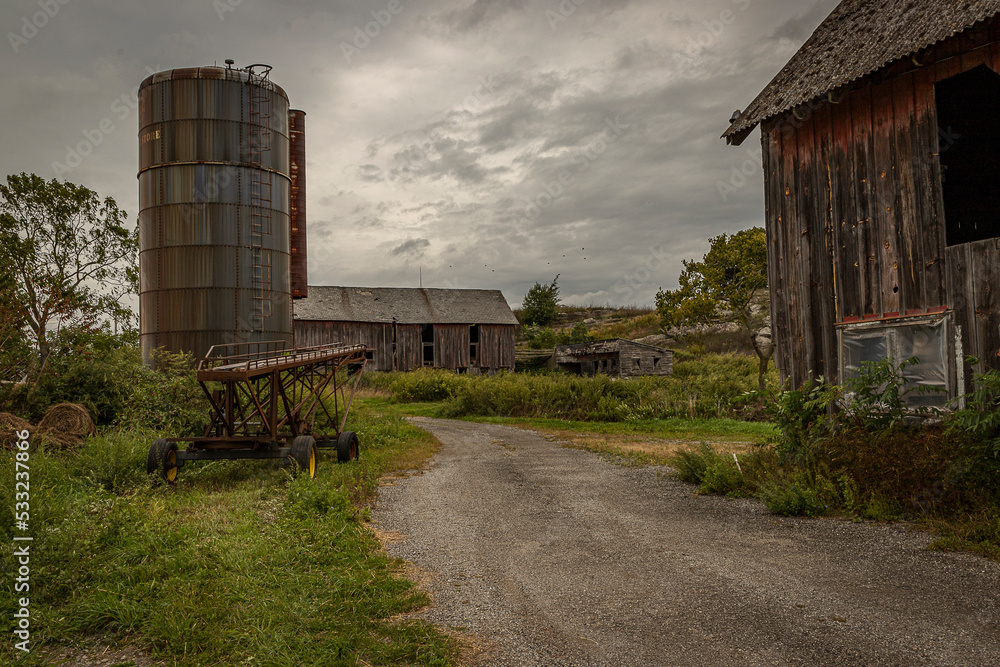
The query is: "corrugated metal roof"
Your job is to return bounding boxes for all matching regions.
[292,286,519,325]
[723,0,1000,145]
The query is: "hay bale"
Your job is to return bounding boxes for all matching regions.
[0,412,33,450]
[37,403,96,446]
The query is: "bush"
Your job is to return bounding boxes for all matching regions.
[671,443,751,497]
[118,349,207,435]
[759,471,836,517]
[388,368,471,403]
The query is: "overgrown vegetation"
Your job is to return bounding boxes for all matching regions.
[655,227,773,391]
[0,405,456,666]
[0,326,206,434]
[363,352,777,422]
[519,275,561,326]
[669,358,1000,559]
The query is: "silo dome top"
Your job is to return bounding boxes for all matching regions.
[138,66,289,102]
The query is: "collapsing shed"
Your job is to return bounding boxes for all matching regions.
[723,0,1000,406]
[293,286,517,373]
[554,339,673,378]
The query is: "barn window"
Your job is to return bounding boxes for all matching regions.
[936,65,1000,246]
[469,325,479,364]
[633,357,641,369]
[653,356,661,367]
[838,316,952,408]
[422,324,434,366]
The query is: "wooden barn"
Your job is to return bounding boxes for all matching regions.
[554,339,673,379]
[724,0,1000,406]
[293,286,517,373]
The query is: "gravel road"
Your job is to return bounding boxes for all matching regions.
[371,418,1000,666]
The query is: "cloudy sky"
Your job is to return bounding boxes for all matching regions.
[0,0,840,307]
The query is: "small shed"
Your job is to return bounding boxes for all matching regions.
[554,339,673,378]
[293,286,517,373]
[723,0,1000,406]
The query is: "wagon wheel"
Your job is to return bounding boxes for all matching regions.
[291,435,317,478]
[337,431,360,463]
[146,439,179,484]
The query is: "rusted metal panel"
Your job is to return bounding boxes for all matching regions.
[138,66,293,366]
[289,109,308,299]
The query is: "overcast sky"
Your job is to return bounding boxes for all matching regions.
[0,0,840,307]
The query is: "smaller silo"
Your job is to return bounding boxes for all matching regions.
[289,109,308,299]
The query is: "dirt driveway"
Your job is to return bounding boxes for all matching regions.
[372,418,1000,666]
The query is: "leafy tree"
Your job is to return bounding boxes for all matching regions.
[655,227,773,391]
[0,173,138,380]
[521,275,561,326]
[0,261,30,382]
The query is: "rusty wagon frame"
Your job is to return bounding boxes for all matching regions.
[146,340,369,483]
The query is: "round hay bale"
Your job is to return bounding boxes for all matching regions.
[37,403,96,441]
[0,412,33,450]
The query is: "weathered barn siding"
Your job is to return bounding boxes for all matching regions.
[294,321,393,370]
[293,288,518,373]
[395,324,422,372]
[760,20,1000,390]
[433,324,471,369]
[478,325,515,370]
[554,339,673,378]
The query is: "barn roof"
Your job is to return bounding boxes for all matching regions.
[293,286,519,325]
[723,0,1000,145]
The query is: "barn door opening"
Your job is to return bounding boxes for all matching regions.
[936,65,1000,246]
[422,324,434,366]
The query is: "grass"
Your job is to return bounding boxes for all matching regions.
[0,403,457,666]
[361,354,777,423]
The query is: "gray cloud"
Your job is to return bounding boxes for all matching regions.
[0,0,840,307]
[389,237,431,258]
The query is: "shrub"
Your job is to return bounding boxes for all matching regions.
[759,471,836,517]
[118,349,208,435]
[768,376,839,464]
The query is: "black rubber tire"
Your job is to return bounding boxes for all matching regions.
[337,431,360,463]
[291,435,317,478]
[147,439,179,483]
[146,439,167,474]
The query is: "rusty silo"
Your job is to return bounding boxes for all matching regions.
[138,63,293,365]
[289,109,308,299]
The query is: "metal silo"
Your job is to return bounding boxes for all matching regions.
[138,63,292,365]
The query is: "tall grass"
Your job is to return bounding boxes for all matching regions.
[0,407,456,666]
[363,353,776,423]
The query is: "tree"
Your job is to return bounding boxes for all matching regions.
[0,173,139,380]
[655,227,773,392]
[0,261,30,382]
[521,275,561,326]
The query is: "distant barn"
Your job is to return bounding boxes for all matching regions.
[554,339,673,378]
[724,0,1000,406]
[293,286,517,373]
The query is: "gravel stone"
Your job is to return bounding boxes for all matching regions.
[372,418,1000,666]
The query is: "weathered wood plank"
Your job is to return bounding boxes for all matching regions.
[830,87,860,326]
[796,112,819,378]
[872,77,900,315]
[912,63,946,307]
[763,121,790,382]
[851,83,880,317]
[891,71,922,313]
[780,115,805,387]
